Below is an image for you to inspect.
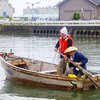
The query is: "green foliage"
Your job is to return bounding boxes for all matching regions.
[77,12,80,19]
[9,18,12,21]
[0,16,5,19]
[73,12,80,20]
[5,15,10,19]
[73,12,76,20]
[0,15,12,21]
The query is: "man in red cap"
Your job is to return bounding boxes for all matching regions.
[54,27,73,75]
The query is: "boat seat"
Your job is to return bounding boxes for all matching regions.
[7,58,28,69]
[38,70,57,74]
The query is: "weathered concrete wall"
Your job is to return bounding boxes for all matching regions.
[0,25,100,37]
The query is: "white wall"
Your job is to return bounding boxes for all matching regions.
[0,0,14,17]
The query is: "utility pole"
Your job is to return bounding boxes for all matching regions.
[26,2,39,21]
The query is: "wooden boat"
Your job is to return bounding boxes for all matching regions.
[1,51,100,91]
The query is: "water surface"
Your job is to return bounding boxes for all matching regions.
[0,33,100,100]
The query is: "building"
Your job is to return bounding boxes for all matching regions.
[22,6,58,21]
[57,0,100,20]
[0,0,15,17]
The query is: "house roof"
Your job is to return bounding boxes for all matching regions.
[89,0,100,5]
[57,0,100,6]
[57,0,69,6]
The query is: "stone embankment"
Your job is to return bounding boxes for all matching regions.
[0,20,100,37]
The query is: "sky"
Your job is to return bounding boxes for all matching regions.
[9,0,61,17]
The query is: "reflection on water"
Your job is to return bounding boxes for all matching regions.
[1,80,100,100]
[0,32,100,100]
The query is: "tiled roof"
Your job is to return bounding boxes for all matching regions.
[56,0,69,6]
[57,0,100,6]
[89,0,100,5]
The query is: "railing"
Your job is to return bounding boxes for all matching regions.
[1,20,100,26]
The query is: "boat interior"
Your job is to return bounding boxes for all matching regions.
[3,54,100,77]
[5,55,57,74]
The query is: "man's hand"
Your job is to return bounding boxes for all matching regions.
[74,62,80,66]
[74,62,83,66]
[54,48,58,51]
[63,55,69,63]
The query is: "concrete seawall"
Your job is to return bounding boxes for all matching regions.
[0,25,100,37]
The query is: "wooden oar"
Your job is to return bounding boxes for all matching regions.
[56,50,100,89]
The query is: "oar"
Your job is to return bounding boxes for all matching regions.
[56,50,100,89]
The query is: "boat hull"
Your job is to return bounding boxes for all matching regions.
[1,56,100,91]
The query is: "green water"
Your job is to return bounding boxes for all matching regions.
[1,80,100,100]
[0,33,100,100]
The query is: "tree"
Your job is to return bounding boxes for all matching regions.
[77,12,80,20]
[73,12,76,20]
[5,15,10,19]
[73,12,80,20]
